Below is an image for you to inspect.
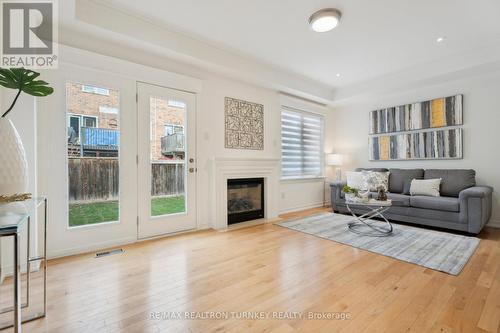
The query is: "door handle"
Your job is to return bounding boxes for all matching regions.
[189,167,195,173]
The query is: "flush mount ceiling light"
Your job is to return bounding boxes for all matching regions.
[309,8,342,32]
[436,36,446,43]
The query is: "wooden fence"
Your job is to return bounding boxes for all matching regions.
[68,158,184,202]
[151,163,184,197]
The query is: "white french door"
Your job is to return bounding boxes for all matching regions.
[137,82,197,239]
[39,63,199,257]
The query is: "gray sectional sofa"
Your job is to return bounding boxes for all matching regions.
[330,168,493,234]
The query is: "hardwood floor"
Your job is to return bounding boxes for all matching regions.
[10,208,500,332]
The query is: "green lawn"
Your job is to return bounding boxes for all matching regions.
[69,201,119,227]
[151,196,185,216]
[69,196,185,227]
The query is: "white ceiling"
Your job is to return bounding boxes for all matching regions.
[90,0,500,88]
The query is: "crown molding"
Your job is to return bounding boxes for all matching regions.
[62,1,500,108]
[65,0,334,104]
[331,44,500,107]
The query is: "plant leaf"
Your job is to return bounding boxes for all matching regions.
[22,81,54,97]
[0,67,45,88]
[10,68,25,83]
[22,84,54,96]
[21,71,40,85]
[0,68,54,97]
[1,67,54,117]
[21,79,53,96]
[0,68,19,89]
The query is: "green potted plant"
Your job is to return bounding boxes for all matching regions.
[0,68,54,200]
[342,185,359,202]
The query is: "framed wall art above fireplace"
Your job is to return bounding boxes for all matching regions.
[224,97,264,150]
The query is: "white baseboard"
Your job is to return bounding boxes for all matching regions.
[47,226,212,260]
[487,219,500,229]
[48,236,138,260]
[279,202,327,214]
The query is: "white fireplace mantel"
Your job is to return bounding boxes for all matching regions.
[209,157,280,229]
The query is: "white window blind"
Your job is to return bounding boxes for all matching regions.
[281,106,324,178]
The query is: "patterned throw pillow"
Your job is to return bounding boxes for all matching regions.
[362,171,390,192]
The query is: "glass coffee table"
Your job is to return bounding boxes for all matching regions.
[345,199,395,237]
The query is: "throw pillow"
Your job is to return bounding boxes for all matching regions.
[362,171,390,192]
[409,178,442,197]
[402,179,413,195]
[346,171,365,190]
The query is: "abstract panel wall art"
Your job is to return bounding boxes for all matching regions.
[369,95,463,134]
[369,128,462,161]
[225,97,264,150]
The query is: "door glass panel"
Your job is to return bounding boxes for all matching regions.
[66,82,120,227]
[149,96,186,217]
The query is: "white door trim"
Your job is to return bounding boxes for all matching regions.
[136,82,197,239]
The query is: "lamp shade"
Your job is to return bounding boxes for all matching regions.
[326,153,343,166]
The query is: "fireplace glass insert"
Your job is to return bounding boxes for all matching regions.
[227,178,264,224]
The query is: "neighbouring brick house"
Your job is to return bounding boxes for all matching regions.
[150,96,186,161]
[66,82,120,130]
[66,82,185,160]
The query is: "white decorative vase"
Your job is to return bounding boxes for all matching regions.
[345,193,356,202]
[0,118,28,195]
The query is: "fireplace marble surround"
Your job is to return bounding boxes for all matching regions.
[210,158,280,229]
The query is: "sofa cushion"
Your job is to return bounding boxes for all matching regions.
[424,169,476,197]
[387,193,410,206]
[402,179,413,195]
[389,168,424,193]
[410,196,460,212]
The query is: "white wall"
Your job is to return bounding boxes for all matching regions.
[195,75,283,228]
[326,70,500,227]
[279,178,326,213]
[55,26,331,218]
[198,76,328,219]
[35,45,325,257]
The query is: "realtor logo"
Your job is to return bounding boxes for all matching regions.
[1,0,58,68]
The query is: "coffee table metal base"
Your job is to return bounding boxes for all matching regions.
[346,204,393,237]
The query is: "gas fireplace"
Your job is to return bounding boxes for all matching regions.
[227,178,264,224]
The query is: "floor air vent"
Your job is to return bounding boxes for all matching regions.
[95,248,124,258]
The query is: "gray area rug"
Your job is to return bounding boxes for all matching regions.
[277,213,479,275]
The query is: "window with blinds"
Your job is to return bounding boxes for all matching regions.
[281,107,324,178]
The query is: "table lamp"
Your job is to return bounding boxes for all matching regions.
[326,153,343,181]
[323,154,343,207]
